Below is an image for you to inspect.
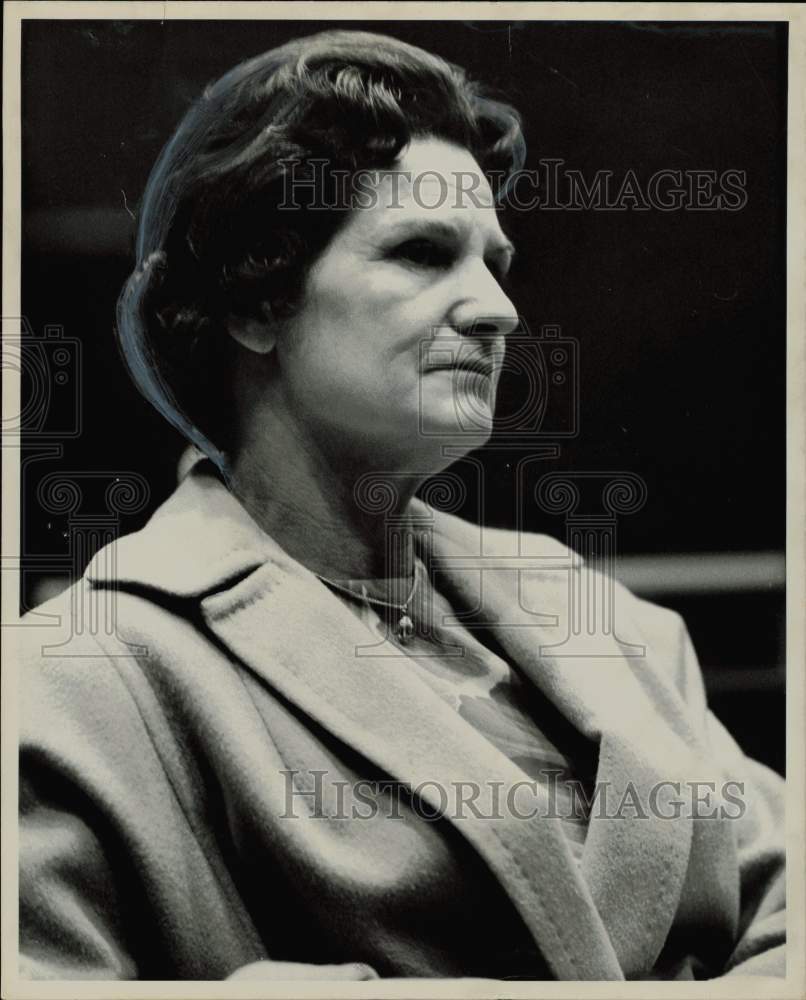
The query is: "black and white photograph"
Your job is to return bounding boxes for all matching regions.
[2,2,804,995]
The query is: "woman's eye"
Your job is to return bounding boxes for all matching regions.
[392,239,453,269]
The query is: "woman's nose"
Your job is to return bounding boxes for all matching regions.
[449,261,520,338]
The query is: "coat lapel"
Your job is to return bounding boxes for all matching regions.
[424,508,702,977]
[199,550,623,981]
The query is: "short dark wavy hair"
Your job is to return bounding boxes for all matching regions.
[117,29,525,471]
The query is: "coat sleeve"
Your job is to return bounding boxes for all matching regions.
[672,613,786,977]
[20,759,138,979]
[19,631,150,979]
[16,609,381,983]
[703,704,786,975]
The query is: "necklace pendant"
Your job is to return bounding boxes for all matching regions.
[396,613,414,643]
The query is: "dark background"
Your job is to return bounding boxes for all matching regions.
[20,20,787,772]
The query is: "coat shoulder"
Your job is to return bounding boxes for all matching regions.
[427,504,698,703]
[15,578,207,746]
[427,505,578,561]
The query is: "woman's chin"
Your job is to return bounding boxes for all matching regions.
[417,398,495,449]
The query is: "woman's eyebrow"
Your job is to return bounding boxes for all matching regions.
[381,217,516,258]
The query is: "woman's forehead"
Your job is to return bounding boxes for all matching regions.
[344,138,507,246]
[348,187,509,254]
[383,136,496,208]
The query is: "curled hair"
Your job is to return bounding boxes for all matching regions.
[117,30,526,472]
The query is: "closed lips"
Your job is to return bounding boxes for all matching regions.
[430,360,494,378]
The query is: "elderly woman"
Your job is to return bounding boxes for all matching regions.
[19,30,784,983]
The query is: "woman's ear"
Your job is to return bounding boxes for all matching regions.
[226,302,277,355]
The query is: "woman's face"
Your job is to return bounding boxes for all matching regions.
[274,136,520,463]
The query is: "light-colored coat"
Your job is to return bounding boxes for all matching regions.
[18,462,785,981]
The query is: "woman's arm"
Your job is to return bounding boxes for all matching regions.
[673,613,786,977]
[704,711,786,976]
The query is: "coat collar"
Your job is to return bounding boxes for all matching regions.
[86,460,725,979]
[87,460,276,597]
[86,459,577,597]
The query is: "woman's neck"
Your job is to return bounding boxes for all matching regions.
[227,408,425,583]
